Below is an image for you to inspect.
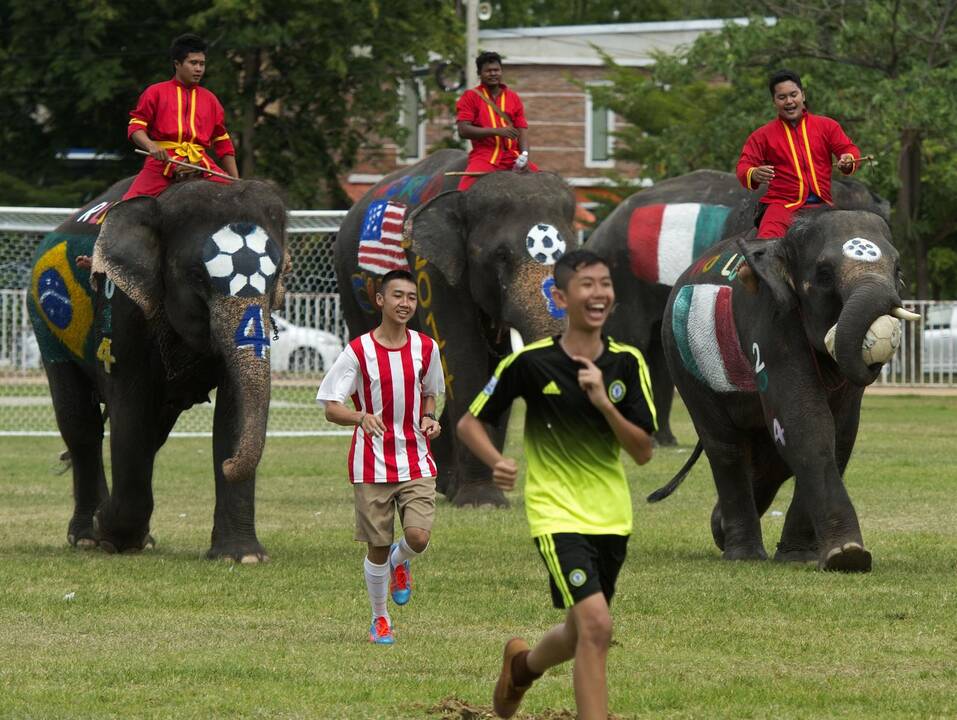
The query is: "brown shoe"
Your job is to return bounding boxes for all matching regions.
[493,637,532,719]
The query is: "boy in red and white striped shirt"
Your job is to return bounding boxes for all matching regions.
[317,269,444,644]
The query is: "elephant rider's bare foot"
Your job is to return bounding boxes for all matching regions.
[821,542,872,573]
[207,541,270,565]
[75,255,92,270]
[449,481,509,509]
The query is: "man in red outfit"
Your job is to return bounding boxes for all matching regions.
[123,33,238,200]
[456,51,538,192]
[737,69,860,239]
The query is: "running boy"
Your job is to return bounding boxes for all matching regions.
[317,269,443,645]
[456,250,656,719]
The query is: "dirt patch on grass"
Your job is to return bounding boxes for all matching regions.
[426,695,624,719]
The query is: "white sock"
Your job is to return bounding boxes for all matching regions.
[363,556,389,621]
[390,536,425,568]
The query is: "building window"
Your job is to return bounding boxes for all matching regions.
[585,85,614,168]
[398,80,425,164]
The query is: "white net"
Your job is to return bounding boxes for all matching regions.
[0,207,351,436]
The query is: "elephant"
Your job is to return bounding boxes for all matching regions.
[334,148,572,506]
[29,176,289,561]
[654,208,919,571]
[586,169,888,446]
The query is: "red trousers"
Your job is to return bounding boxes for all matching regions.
[757,202,824,239]
[458,153,539,191]
[122,156,231,200]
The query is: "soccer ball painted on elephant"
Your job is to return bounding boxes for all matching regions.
[655,209,920,572]
[586,169,889,446]
[29,177,289,561]
[334,149,574,506]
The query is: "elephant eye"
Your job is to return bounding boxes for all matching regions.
[814,263,834,287]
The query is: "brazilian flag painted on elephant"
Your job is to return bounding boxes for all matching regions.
[671,284,756,393]
[627,203,731,285]
[29,233,96,364]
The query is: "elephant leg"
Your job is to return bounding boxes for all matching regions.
[431,405,456,497]
[208,381,267,563]
[647,328,677,447]
[705,438,767,561]
[95,392,159,553]
[450,412,509,508]
[46,362,107,548]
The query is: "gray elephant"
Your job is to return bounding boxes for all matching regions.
[587,169,888,446]
[334,149,571,506]
[654,208,919,571]
[29,176,288,561]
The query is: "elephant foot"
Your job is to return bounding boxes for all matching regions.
[820,542,872,573]
[653,429,678,447]
[207,540,269,564]
[721,544,768,561]
[773,547,818,564]
[93,511,154,554]
[450,482,509,508]
[99,533,155,555]
[68,516,97,549]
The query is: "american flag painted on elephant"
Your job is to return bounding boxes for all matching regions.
[671,284,755,393]
[627,203,732,285]
[358,199,411,274]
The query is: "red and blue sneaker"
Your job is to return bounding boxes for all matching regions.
[369,615,395,645]
[389,543,412,606]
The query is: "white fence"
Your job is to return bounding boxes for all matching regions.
[1,206,954,438]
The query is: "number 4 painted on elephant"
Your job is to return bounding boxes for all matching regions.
[235,306,270,359]
[96,338,116,374]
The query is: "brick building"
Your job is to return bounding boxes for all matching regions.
[344,19,747,206]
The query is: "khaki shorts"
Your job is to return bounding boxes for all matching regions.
[353,477,436,546]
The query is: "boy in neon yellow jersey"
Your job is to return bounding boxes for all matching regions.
[457,249,656,719]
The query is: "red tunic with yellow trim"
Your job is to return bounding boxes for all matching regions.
[737,110,859,237]
[123,78,236,199]
[455,83,538,191]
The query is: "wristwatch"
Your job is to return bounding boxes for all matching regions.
[422,412,437,421]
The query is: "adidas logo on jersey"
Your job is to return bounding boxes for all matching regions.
[542,380,562,395]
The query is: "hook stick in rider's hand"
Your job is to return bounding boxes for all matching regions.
[135,148,235,181]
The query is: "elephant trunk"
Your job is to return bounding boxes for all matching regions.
[506,262,566,344]
[210,297,272,482]
[832,280,898,387]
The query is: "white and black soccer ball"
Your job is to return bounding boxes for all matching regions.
[202,223,281,297]
[525,223,566,265]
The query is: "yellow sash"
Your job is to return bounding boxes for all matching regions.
[156,140,205,164]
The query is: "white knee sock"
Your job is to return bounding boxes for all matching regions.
[390,536,425,567]
[363,556,389,620]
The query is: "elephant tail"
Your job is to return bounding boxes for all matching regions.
[646,441,703,503]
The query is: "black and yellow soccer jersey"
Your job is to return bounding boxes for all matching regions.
[469,335,657,537]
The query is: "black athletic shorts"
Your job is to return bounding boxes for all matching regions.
[534,533,629,610]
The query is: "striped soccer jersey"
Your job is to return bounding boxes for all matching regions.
[316,329,444,483]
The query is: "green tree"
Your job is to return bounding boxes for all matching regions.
[592,2,957,298]
[0,0,460,207]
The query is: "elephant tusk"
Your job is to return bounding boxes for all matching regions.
[890,306,921,322]
[509,327,525,352]
[824,324,838,360]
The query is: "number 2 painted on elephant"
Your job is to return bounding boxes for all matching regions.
[752,342,765,373]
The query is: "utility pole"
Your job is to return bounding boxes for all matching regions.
[465,0,478,89]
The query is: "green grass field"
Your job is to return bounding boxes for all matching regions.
[1,394,956,719]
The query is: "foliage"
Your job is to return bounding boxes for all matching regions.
[1,395,957,717]
[591,3,957,298]
[482,0,765,27]
[0,0,461,207]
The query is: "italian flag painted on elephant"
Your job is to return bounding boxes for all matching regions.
[628,203,732,285]
[671,284,756,393]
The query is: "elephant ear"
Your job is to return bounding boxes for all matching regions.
[408,190,466,286]
[91,196,163,318]
[735,234,796,312]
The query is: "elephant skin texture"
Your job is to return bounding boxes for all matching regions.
[586,169,888,446]
[334,149,572,506]
[660,208,908,572]
[29,176,289,562]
